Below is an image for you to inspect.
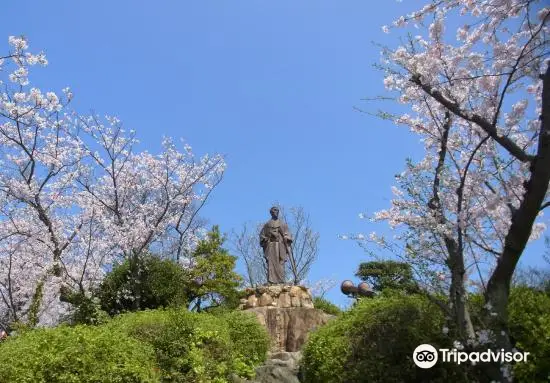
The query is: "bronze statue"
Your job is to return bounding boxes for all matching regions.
[260,206,293,284]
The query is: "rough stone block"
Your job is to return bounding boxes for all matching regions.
[289,286,302,297]
[246,307,334,352]
[267,285,283,295]
[278,292,291,308]
[246,294,258,309]
[259,293,273,306]
[301,297,314,309]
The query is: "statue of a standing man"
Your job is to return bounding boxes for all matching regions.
[260,206,293,284]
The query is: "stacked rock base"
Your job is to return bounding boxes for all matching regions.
[239,284,314,310]
[231,351,302,383]
[240,285,332,353]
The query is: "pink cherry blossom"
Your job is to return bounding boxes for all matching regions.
[0,37,225,327]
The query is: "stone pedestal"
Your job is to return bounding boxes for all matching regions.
[240,284,314,310]
[239,285,332,352]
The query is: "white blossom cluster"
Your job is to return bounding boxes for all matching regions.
[351,0,548,292]
[0,37,225,327]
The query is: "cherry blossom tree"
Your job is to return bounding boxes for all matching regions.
[354,1,548,381]
[0,36,225,328]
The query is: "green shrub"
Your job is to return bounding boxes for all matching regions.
[303,289,550,383]
[59,288,110,325]
[0,308,269,383]
[465,288,550,382]
[302,294,468,383]
[217,311,270,377]
[97,255,191,315]
[312,297,342,316]
[356,260,418,293]
[0,324,159,383]
[97,227,243,315]
[509,287,550,382]
[108,308,269,382]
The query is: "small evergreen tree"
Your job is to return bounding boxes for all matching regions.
[356,260,418,294]
[188,226,242,311]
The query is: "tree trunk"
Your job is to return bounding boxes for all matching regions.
[446,238,475,341]
[482,64,550,383]
[129,252,142,311]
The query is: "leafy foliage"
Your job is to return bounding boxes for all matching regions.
[312,297,342,316]
[508,287,550,382]
[59,289,109,325]
[107,307,269,382]
[303,288,550,382]
[187,226,242,311]
[467,287,550,382]
[97,254,191,316]
[356,260,418,293]
[95,226,243,317]
[0,324,160,383]
[0,307,269,383]
[27,281,45,327]
[215,310,271,378]
[302,294,471,383]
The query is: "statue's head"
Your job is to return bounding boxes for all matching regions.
[269,206,279,219]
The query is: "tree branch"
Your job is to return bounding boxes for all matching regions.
[410,74,534,163]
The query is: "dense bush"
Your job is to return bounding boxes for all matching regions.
[96,227,242,316]
[217,310,271,376]
[313,296,342,316]
[356,260,418,294]
[508,287,550,382]
[302,294,468,383]
[302,288,550,383]
[59,288,110,325]
[0,325,159,383]
[97,255,191,315]
[0,308,269,383]
[108,308,269,382]
[464,288,550,382]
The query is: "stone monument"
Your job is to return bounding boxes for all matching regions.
[233,206,337,382]
[237,206,334,355]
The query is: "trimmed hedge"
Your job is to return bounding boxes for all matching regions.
[0,325,159,383]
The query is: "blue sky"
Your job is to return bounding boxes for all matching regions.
[2,1,546,306]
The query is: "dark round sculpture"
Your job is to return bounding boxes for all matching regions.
[341,280,355,295]
[357,282,370,295]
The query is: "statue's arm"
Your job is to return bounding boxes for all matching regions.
[259,225,268,248]
[283,224,293,244]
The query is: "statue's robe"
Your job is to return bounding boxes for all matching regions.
[260,219,292,284]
